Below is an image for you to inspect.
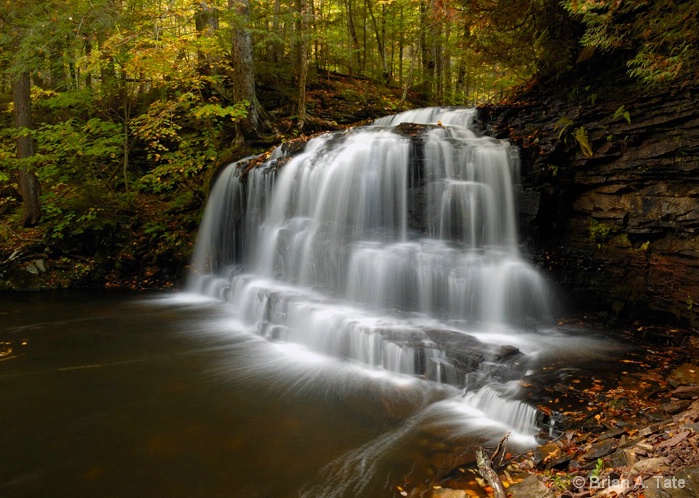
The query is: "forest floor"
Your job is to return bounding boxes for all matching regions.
[399,319,699,498]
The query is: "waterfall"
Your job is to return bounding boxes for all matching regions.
[188,107,556,444]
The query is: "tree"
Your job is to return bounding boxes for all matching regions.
[295,0,310,129]
[561,0,699,87]
[366,0,389,83]
[12,71,41,227]
[2,0,50,227]
[229,0,265,141]
[195,0,221,77]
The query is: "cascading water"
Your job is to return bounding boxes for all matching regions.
[187,107,565,495]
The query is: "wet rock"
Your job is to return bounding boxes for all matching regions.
[644,467,699,497]
[395,122,433,137]
[495,345,521,360]
[677,466,699,494]
[34,259,47,272]
[639,423,665,437]
[663,400,693,415]
[429,452,474,476]
[547,455,574,470]
[534,443,561,465]
[605,449,636,469]
[598,428,626,441]
[630,457,670,476]
[671,385,699,399]
[633,442,654,457]
[656,430,690,449]
[681,423,699,433]
[507,475,553,498]
[431,488,467,498]
[582,439,617,460]
[669,365,699,388]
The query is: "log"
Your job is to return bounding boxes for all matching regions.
[475,447,506,498]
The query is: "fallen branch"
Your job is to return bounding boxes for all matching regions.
[0,221,43,243]
[476,446,507,498]
[491,432,510,468]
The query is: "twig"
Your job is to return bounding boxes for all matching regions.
[491,432,511,468]
[476,447,507,498]
[0,221,43,243]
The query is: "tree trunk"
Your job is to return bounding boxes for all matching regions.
[444,22,451,102]
[229,0,264,141]
[419,0,435,100]
[456,21,469,104]
[295,0,309,130]
[435,24,443,102]
[12,71,41,227]
[271,0,282,64]
[398,5,404,86]
[195,0,219,76]
[344,0,360,75]
[311,0,319,70]
[367,0,389,83]
[85,38,93,89]
[361,0,367,72]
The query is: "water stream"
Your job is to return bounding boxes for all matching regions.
[0,108,618,498]
[182,108,606,494]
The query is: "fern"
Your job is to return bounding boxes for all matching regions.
[574,127,594,158]
[612,105,631,124]
[555,116,574,140]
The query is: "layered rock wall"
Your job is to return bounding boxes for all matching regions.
[479,85,699,326]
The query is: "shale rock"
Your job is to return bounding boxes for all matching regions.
[478,83,699,326]
[644,466,699,498]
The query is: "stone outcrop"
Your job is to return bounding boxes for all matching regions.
[478,83,699,326]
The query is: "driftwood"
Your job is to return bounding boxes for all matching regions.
[491,432,510,468]
[475,433,509,498]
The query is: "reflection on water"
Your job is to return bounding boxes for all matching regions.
[0,292,623,498]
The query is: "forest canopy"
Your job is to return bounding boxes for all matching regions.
[1,0,697,288]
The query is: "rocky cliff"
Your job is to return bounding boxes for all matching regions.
[478,82,699,326]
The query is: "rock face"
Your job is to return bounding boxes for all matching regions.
[478,83,699,326]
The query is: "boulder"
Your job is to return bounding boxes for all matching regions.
[507,475,553,498]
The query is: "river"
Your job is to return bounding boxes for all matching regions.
[2,107,625,498]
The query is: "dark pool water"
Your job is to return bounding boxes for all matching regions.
[1,291,626,498]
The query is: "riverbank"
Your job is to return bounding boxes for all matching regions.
[403,320,699,498]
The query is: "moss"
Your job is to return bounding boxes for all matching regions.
[589,219,613,245]
[610,233,631,248]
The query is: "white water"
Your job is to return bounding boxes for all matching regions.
[186,107,575,491]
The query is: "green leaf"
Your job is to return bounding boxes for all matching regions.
[574,127,594,158]
[555,117,574,140]
[612,105,631,124]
